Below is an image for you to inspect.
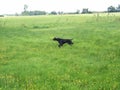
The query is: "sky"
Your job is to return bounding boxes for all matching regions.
[0,0,120,14]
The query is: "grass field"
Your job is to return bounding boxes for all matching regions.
[0,13,120,90]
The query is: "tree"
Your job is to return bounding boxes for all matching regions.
[82,8,89,14]
[24,4,28,12]
[107,6,116,12]
[58,11,64,15]
[76,9,80,14]
[50,11,57,15]
[0,15,4,17]
[21,11,29,15]
[116,5,120,12]
[117,4,120,9]
[22,4,29,15]
[29,11,47,15]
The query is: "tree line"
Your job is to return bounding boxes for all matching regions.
[1,4,120,17]
[107,5,120,12]
[21,4,120,16]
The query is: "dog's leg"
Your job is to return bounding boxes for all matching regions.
[58,44,61,47]
[58,41,63,47]
[58,44,63,47]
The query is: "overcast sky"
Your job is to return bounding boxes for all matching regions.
[0,0,120,14]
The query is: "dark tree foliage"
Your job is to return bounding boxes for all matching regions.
[108,6,116,12]
[21,11,47,16]
[108,5,120,12]
[50,11,57,15]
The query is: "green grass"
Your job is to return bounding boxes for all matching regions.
[0,13,120,90]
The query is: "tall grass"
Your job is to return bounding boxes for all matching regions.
[0,14,120,90]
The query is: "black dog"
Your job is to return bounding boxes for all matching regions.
[53,37,73,47]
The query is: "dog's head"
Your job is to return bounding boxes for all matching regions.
[53,37,58,41]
